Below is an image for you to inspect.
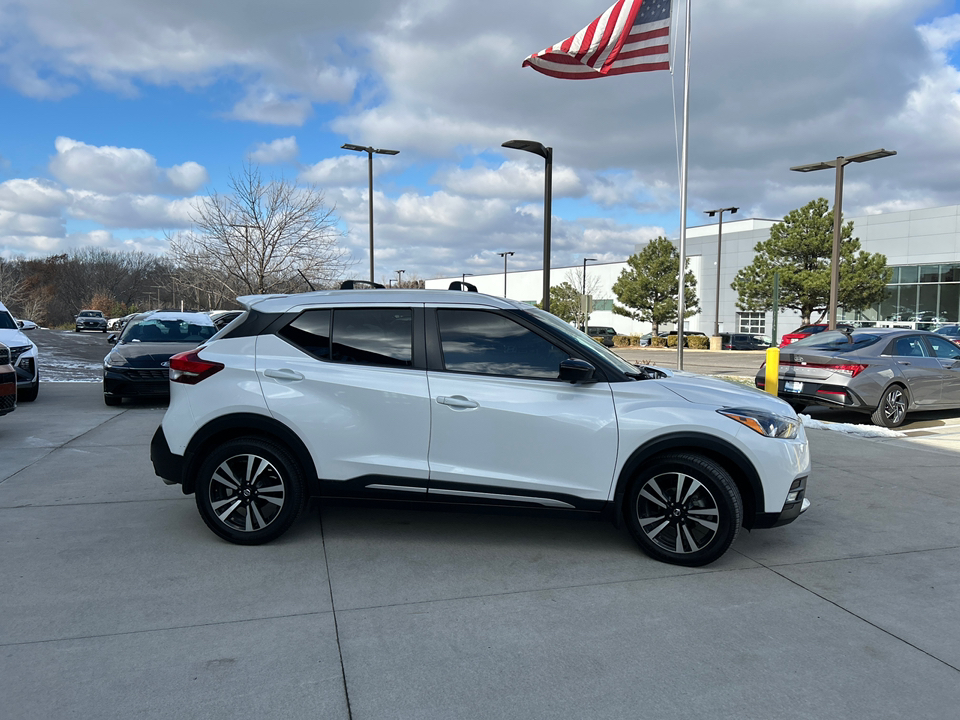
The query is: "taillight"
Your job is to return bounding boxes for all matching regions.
[780,361,867,377]
[169,350,224,385]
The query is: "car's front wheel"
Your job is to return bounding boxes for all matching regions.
[194,437,305,545]
[871,384,908,428]
[625,453,742,567]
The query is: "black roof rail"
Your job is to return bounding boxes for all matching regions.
[340,280,386,290]
[448,281,478,292]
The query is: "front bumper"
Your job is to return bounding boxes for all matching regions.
[753,475,810,528]
[77,321,107,331]
[0,369,16,415]
[103,367,170,398]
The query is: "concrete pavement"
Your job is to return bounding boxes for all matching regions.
[2,383,959,719]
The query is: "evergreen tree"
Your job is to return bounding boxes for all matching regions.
[731,198,891,324]
[612,236,699,335]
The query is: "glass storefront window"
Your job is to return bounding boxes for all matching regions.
[899,265,919,284]
[920,265,940,283]
[918,284,939,327]
[897,284,918,321]
[940,284,960,323]
[889,266,900,284]
[941,264,960,283]
[878,286,897,321]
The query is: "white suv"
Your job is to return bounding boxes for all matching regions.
[0,300,39,402]
[151,287,810,566]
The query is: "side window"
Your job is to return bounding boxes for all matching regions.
[891,336,928,357]
[279,310,331,359]
[331,308,413,367]
[927,335,960,360]
[437,309,569,379]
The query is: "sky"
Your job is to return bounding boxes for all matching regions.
[1,0,960,284]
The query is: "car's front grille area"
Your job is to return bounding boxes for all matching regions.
[0,347,9,365]
[0,393,14,411]
[126,369,169,381]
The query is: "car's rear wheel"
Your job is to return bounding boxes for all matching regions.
[871,384,908,428]
[194,437,305,545]
[625,453,742,567]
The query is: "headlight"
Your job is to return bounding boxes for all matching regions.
[718,407,799,439]
[104,353,126,368]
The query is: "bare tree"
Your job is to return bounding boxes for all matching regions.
[169,164,349,302]
[564,267,604,329]
[0,258,26,306]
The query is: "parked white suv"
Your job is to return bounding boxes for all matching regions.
[152,286,810,566]
[0,300,39,402]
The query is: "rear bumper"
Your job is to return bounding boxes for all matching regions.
[151,425,184,486]
[755,377,869,410]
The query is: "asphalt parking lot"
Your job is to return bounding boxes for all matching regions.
[2,372,960,718]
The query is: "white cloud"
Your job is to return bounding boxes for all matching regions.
[0,178,69,215]
[49,137,208,195]
[437,160,583,200]
[66,191,197,229]
[299,155,370,186]
[248,136,300,164]
[229,89,313,126]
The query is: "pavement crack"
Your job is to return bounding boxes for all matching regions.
[319,509,354,720]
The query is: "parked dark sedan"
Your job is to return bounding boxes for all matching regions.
[102,311,217,406]
[756,328,960,427]
[720,333,772,350]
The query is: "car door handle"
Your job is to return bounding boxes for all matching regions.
[897,361,911,366]
[436,395,479,409]
[264,368,304,381]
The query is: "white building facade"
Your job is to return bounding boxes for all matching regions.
[426,204,960,342]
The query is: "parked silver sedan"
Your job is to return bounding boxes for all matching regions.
[755,328,960,427]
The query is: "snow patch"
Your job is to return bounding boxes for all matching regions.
[799,414,907,438]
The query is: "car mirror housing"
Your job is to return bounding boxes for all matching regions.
[559,358,596,384]
[107,334,117,345]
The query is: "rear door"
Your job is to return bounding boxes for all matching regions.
[425,307,619,506]
[925,334,960,406]
[257,305,431,485]
[885,335,942,406]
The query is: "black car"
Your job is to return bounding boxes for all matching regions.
[720,333,772,350]
[102,311,217,406]
[587,325,617,347]
[76,310,107,332]
[935,324,960,346]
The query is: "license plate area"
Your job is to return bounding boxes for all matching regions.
[784,380,803,393]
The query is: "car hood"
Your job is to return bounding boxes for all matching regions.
[0,328,34,350]
[110,342,198,367]
[644,368,797,416]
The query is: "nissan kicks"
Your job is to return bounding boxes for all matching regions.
[152,286,810,567]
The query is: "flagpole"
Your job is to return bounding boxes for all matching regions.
[676,0,692,371]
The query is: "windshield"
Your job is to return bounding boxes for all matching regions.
[119,318,216,344]
[525,307,640,375]
[0,311,17,330]
[788,330,882,353]
[79,311,102,317]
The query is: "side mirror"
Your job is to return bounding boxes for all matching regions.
[559,358,596,384]
[107,334,117,345]
[16,320,23,328]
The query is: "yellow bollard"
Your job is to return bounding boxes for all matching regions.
[764,346,780,397]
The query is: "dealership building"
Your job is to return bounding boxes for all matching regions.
[425,203,960,343]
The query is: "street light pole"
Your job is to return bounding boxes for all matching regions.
[790,148,896,329]
[502,140,553,311]
[704,207,738,337]
[396,269,405,287]
[341,143,400,283]
[461,273,474,285]
[582,258,596,331]
[497,252,514,297]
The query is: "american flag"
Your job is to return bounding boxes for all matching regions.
[522,0,672,80]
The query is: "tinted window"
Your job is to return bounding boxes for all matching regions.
[0,311,16,330]
[890,336,929,357]
[790,331,882,353]
[927,335,960,360]
[438,310,568,379]
[331,308,412,367]
[279,310,331,359]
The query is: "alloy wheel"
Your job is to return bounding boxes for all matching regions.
[635,471,720,554]
[207,453,286,532]
[882,388,906,426]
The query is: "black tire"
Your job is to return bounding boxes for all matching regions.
[104,394,122,406]
[194,437,305,545]
[18,377,39,402]
[871,384,908,428]
[624,452,742,567]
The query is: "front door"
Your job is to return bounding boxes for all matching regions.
[925,334,960,406]
[425,308,619,506]
[888,335,942,406]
